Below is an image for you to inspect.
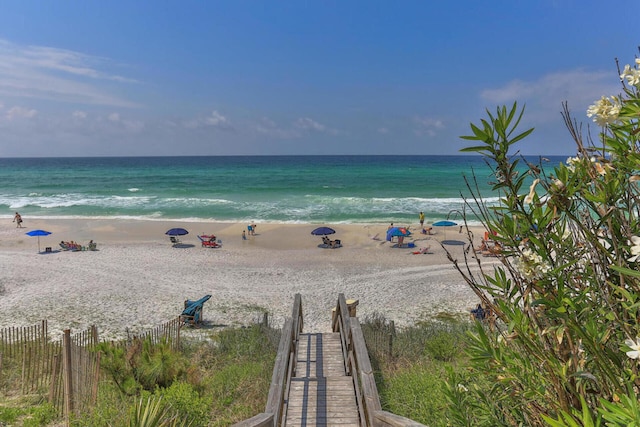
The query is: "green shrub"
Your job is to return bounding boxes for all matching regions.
[0,406,24,424]
[135,340,187,390]
[128,396,188,427]
[448,53,640,425]
[22,402,57,427]
[424,330,459,362]
[155,381,210,427]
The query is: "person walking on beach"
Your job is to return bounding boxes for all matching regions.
[419,211,425,227]
[242,230,246,240]
[13,212,23,228]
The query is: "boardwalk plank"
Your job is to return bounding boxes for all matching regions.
[284,332,360,427]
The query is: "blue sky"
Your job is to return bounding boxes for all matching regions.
[0,1,637,157]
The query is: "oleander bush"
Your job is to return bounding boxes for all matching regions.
[444,53,640,425]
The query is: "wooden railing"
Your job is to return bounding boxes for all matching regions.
[233,293,303,427]
[233,293,425,427]
[332,294,427,427]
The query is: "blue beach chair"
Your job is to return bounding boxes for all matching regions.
[181,294,212,326]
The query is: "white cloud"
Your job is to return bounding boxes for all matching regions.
[103,112,144,131]
[0,39,138,108]
[255,117,301,138]
[480,68,619,123]
[72,110,87,119]
[413,116,444,137]
[296,117,326,132]
[377,127,389,134]
[205,110,231,127]
[294,117,340,135]
[6,106,37,120]
[183,110,233,130]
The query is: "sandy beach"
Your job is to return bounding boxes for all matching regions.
[0,218,495,341]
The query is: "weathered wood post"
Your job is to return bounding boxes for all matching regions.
[90,325,98,347]
[92,351,101,405]
[49,353,60,405]
[388,320,395,358]
[62,329,73,420]
[346,299,359,317]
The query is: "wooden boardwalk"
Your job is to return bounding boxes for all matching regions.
[285,332,359,426]
[232,294,425,427]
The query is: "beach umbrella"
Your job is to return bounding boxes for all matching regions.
[311,226,336,236]
[432,220,457,227]
[26,229,52,253]
[165,228,189,236]
[433,220,457,243]
[386,227,411,241]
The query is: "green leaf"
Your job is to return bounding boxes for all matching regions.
[610,265,640,278]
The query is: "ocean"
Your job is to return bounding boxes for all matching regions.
[0,155,565,225]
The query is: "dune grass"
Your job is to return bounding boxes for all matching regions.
[361,312,478,427]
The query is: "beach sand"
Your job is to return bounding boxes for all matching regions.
[0,218,496,341]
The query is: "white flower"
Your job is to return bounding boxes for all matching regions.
[587,96,621,126]
[624,337,640,359]
[628,236,640,262]
[621,64,640,86]
[514,247,551,280]
[566,156,581,172]
[552,179,565,191]
[524,179,540,204]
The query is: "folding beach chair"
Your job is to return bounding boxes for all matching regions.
[180,294,212,326]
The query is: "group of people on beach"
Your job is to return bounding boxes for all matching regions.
[242,222,257,240]
[60,240,97,251]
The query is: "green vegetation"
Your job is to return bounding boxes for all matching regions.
[2,313,486,427]
[0,399,57,427]
[0,323,279,426]
[361,312,484,427]
[447,52,640,425]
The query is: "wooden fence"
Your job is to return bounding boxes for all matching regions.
[0,317,183,425]
[140,316,182,349]
[0,320,61,394]
[47,328,102,419]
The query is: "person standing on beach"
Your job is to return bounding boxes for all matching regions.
[13,212,23,228]
[419,211,425,227]
[242,230,246,240]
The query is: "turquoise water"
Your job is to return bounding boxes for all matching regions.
[0,155,563,225]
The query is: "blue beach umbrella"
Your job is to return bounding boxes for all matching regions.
[432,220,457,227]
[433,220,457,242]
[386,227,411,241]
[26,229,52,253]
[311,226,336,236]
[165,228,189,236]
